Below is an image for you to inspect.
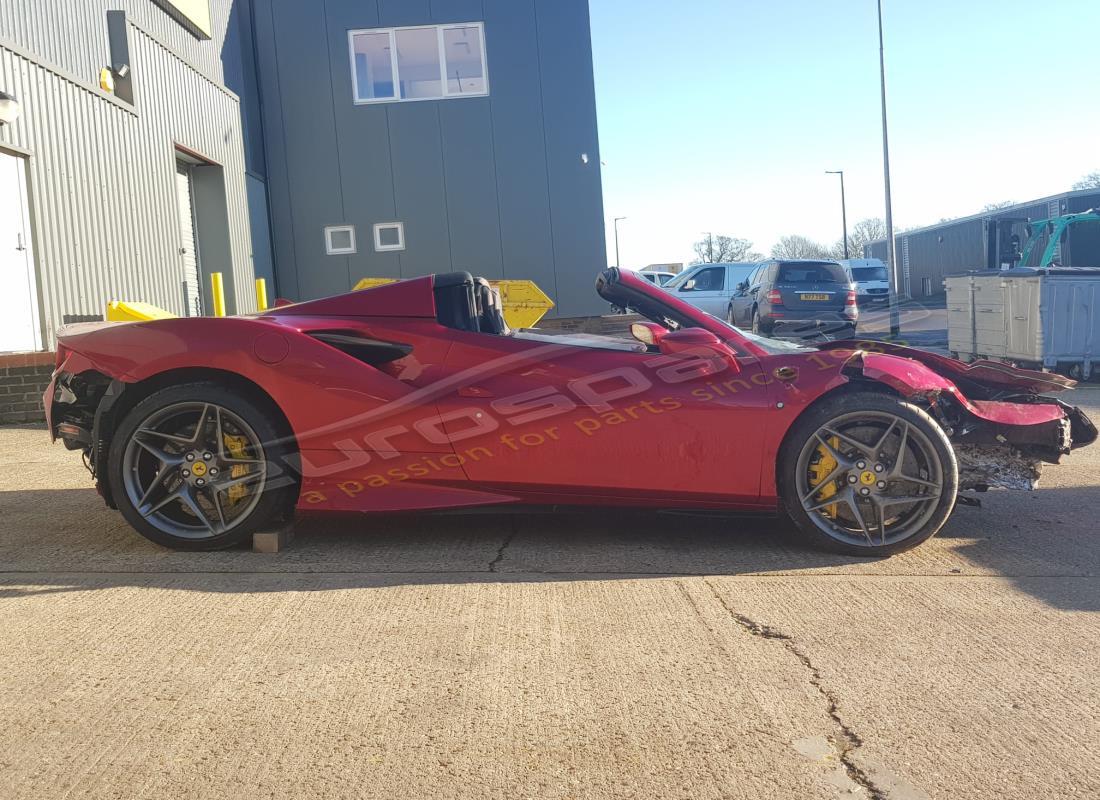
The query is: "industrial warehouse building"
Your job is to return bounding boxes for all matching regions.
[253,0,606,318]
[0,0,269,354]
[865,188,1100,298]
[0,0,605,361]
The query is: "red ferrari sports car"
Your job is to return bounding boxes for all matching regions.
[45,268,1096,555]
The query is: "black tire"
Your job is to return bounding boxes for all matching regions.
[727,304,737,325]
[108,382,297,551]
[751,309,765,335]
[778,390,958,556]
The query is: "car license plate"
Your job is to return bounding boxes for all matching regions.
[800,293,829,301]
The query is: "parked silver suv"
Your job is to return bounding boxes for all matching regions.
[661,262,759,318]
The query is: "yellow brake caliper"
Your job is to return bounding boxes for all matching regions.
[807,436,840,518]
[222,434,251,504]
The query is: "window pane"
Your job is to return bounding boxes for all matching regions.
[352,32,395,100]
[378,226,401,247]
[693,268,724,291]
[396,27,443,99]
[443,26,486,95]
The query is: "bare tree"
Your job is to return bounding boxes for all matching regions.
[981,200,1015,211]
[831,217,888,259]
[1072,171,1100,191]
[692,234,762,264]
[771,235,832,260]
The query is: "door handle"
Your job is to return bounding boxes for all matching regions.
[458,386,494,398]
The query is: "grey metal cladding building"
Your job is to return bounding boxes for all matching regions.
[0,0,606,360]
[252,0,607,318]
[0,0,270,351]
[865,189,1100,298]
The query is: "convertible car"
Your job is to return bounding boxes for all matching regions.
[45,268,1096,555]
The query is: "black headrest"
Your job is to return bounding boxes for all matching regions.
[433,272,475,289]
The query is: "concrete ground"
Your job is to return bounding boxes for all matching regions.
[2,390,1099,799]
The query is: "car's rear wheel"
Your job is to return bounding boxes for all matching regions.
[778,391,958,556]
[108,382,297,550]
[727,304,736,325]
[751,309,763,334]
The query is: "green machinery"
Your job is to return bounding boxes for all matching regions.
[1019,211,1100,269]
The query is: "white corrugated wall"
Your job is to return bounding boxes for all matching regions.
[0,1,256,348]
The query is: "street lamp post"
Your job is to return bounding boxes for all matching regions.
[877,0,901,337]
[825,170,849,259]
[613,216,627,268]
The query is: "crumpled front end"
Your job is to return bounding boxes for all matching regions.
[836,346,1098,492]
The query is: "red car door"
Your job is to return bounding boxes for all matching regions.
[433,329,774,505]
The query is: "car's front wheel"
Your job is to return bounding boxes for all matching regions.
[778,391,958,556]
[108,382,297,550]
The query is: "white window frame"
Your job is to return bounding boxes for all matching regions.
[373,222,406,252]
[348,22,489,105]
[324,225,357,255]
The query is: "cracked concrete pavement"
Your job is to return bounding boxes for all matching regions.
[1,388,1099,799]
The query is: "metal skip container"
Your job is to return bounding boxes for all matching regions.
[947,268,1100,379]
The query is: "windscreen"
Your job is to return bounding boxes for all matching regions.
[777,262,847,284]
[851,266,888,281]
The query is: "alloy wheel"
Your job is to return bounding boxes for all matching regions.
[120,402,268,539]
[794,410,944,548]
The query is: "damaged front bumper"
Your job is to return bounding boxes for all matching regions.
[836,346,1098,492]
[950,401,1095,491]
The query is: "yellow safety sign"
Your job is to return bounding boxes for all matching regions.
[105,301,177,323]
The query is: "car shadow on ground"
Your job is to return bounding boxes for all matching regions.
[1,484,1098,611]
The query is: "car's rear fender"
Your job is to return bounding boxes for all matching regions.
[48,359,296,509]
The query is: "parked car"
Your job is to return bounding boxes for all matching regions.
[661,262,759,317]
[637,270,676,287]
[841,258,891,306]
[726,259,858,338]
[46,269,1095,556]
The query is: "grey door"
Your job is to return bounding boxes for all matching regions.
[0,151,41,352]
[728,265,762,325]
[175,161,203,317]
[673,265,727,316]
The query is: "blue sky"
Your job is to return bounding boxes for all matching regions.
[589,0,1100,266]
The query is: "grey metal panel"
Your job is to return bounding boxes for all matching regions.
[252,0,607,316]
[268,0,348,300]
[222,0,267,179]
[388,103,453,276]
[439,98,503,277]
[250,0,299,298]
[0,0,236,88]
[903,219,984,292]
[245,174,275,287]
[481,0,556,302]
[534,0,605,316]
[0,10,258,347]
[379,0,430,28]
[323,0,402,287]
[430,0,484,23]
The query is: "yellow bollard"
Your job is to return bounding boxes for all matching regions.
[210,272,226,317]
[255,278,268,311]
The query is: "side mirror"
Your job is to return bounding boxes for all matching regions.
[736,280,749,293]
[658,328,740,373]
[630,321,669,347]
